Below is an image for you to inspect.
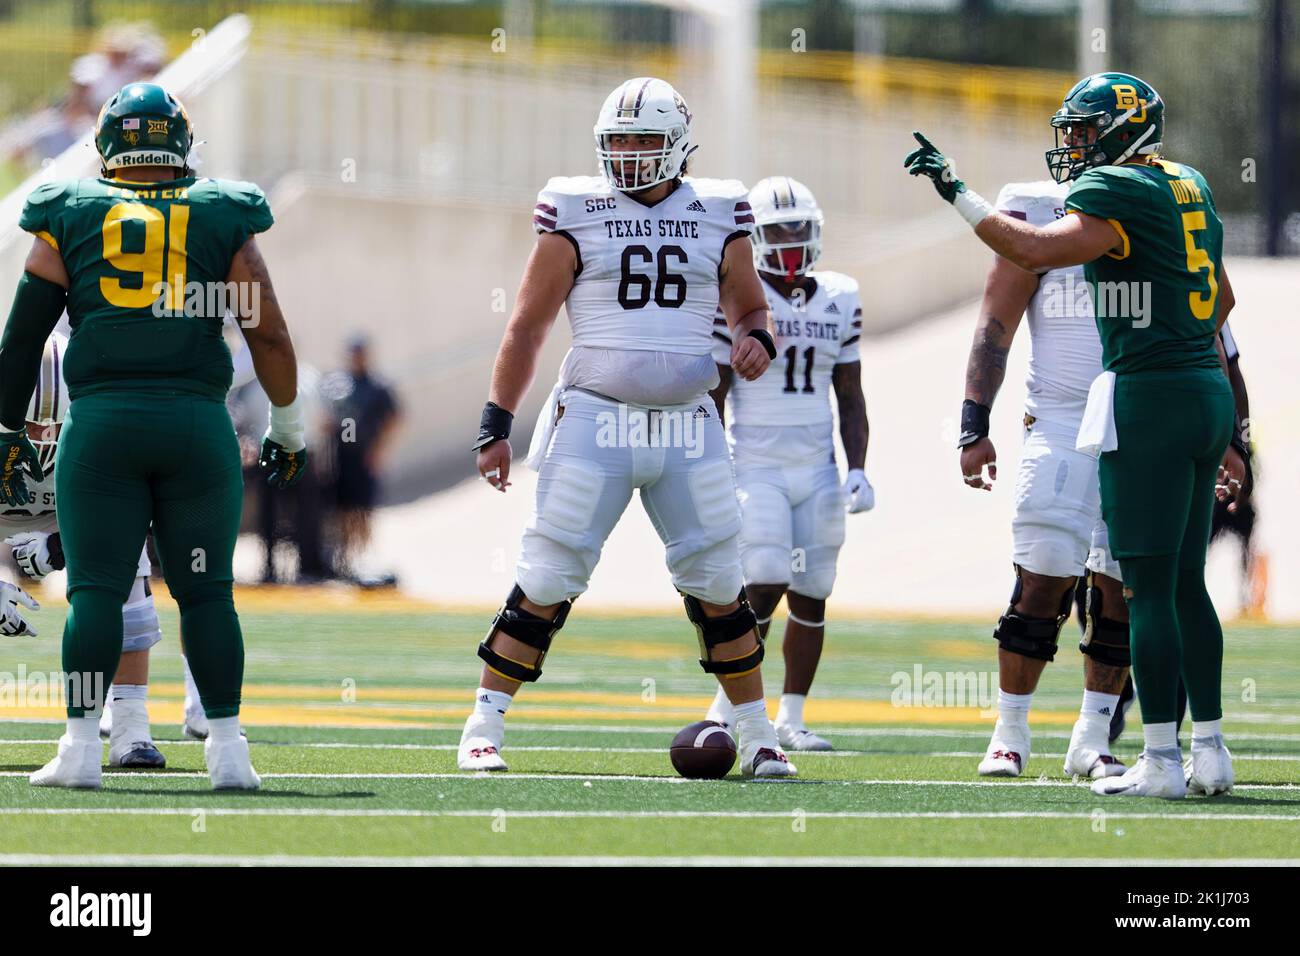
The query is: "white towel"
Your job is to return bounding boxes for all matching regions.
[1076,370,1118,456]
[524,380,564,471]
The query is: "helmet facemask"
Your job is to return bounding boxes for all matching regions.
[25,421,60,474]
[1046,114,1108,183]
[595,128,687,192]
[755,219,822,281]
[25,333,67,476]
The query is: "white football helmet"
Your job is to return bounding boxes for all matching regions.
[594,77,696,192]
[750,176,824,280]
[26,332,68,473]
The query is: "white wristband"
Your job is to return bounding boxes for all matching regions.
[267,395,306,452]
[953,189,994,228]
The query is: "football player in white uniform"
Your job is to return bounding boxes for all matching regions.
[957,181,1130,780]
[461,77,796,778]
[0,333,176,767]
[702,177,872,751]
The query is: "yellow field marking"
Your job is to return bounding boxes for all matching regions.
[919,640,989,660]
[559,639,684,661]
[27,584,1295,627]
[31,585,441,615]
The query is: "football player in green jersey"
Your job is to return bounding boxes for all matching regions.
[0,83,308,790]
[906,72,1246,799]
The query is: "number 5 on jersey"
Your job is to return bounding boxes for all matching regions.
[100,201,190,312]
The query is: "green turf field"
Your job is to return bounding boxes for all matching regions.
[0,597,1296,865]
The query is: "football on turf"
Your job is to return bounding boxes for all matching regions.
[669,720,737,779]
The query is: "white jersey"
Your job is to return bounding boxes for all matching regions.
[995,181,1099,428]
[534,175,755,406]
[713,270,862,469]
[0,472,56,530]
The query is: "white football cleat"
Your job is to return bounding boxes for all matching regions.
[30,734,102,789]
[183,701,210,740]
[204,734,260,790]
[776,723,833,752]
[1064,718,1126,778]
[458,715,508,771]
[458,737,508,771]
[1185,735,1234,796]
[740,742,797,778]
[978,722,1029,777]
[1091,748,1186,799]
[107,699,165,768]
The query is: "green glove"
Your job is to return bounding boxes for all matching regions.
[259,437,308,490]
[904,131,966,203]
[0,429,43,507]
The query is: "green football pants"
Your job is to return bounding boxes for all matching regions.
[55,393,246,718]
[1098,367,1235,726]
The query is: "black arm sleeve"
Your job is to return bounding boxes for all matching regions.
[0,272,66,429]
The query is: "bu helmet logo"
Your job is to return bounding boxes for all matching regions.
[1112,84,1148,122]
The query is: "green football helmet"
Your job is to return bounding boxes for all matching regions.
[94,82,193,176]
[1045,72,1164,183]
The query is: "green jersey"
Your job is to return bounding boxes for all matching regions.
[1064,160,1223,374]
[19,175,273,400]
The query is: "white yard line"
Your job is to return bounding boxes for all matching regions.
[0,853,1294,867]
[4,739,1300,761]
[0,769,1295,789]
[0,807,1297,821]
[3,719,1299,740]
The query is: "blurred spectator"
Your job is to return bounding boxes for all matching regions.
[227,327,334,583]
[68,24,166,123]
[5,22,166,168]
[321,336,402,581]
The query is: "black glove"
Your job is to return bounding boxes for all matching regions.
[259,438,308,490]
[0,429,43,506]
[904,132,966,204]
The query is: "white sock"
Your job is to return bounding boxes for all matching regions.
[776,693,806,728]
[208,716,243,742]
[67,716,100,742]
[998,689,1033,729]
[1078,689,1119,739]
[1191,719,1223,741]
[732,697,775,747]
[182,655,202,707]
[108,696,148,728]
[1143,721,1178,752]
[473,688,512,721]
[706,685,735,723]
[109,683,147,702]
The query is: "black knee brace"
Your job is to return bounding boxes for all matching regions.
[477,585,571,682]
[1077,572,1131,667]
[683,591,763,676]
[992,573,1073,663]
